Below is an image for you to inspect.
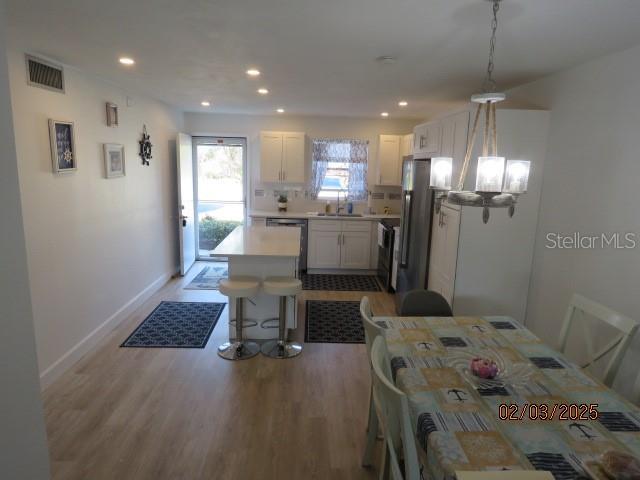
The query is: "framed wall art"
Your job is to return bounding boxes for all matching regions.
[48,119,76,173]
[106,102,118,127]
[103,143,125,178]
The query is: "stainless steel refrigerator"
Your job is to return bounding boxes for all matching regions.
[395,156,434,311]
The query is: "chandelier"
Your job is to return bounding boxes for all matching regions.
[429,0,530,224]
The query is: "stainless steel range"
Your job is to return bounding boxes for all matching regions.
[377,218,400,292]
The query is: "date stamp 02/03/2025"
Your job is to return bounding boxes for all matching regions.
[498,403,600,421]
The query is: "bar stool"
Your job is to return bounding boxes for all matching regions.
[218,276,261,360]
[261,276,303,359]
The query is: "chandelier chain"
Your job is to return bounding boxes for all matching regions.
[483,0,500,92]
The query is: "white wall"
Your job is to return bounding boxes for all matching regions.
[507,43,640,398]
[0,1,50,476]
[8,49,183,386]
[184,112,416,214]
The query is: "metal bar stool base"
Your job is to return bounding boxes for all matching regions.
[261,340,303,359]
[218,341,260,360]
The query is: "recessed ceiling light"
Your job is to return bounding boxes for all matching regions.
[119,57,135,65]
[246,68,261,76]
[201,101,211,107]
[398,101,408,107]
[257,88,269,95]
[276,108,285,113]
[381,112,389,117]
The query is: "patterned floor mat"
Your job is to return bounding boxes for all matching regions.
[301,274,380,292]
[121,301,225,348]
[304,300,364,344]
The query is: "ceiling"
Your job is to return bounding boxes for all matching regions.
[7,0,640,119]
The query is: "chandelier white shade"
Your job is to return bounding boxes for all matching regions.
[430,157,453,190]
[503,160,530,194]
[475,156,505,192]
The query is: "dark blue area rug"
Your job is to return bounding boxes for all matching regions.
[304,300,365,344]
[121,301,225,348]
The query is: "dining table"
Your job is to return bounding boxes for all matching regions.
[374,314,640,480]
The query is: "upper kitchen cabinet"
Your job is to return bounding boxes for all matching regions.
[282,132,305,182]
[439,111,470,188]
[376,134,402,186]
[401,133,414,157]
[413,121,441,158]
[259,131,306,183]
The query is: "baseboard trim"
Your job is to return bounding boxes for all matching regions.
[40,270,175,390]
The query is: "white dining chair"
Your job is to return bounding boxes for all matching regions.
[558,293,639,387]
[456,471,553,480]
[370,336,421,480]
[360,296,384,468]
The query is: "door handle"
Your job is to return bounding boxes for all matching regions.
[337,233,341,245]
[181,215,188,227]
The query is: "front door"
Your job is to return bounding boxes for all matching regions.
[193,137,247,259]
[177,133,196,275]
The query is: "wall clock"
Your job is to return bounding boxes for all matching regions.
[139,124,152,166]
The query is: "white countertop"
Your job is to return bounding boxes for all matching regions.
[249,209,400,221]
[211,226,301,257]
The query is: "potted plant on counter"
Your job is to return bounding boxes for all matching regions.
[277,194,288,212]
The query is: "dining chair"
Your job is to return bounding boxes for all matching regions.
[558,293,639,387]
[360,296,383,468]
[399,289,453,317]
[370,336,421,480]
[456,471,553,480]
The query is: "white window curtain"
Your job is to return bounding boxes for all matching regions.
[310,139,369,200]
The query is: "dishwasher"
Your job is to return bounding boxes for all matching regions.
[265,217,307,273]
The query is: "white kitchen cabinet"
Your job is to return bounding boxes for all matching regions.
[259,131,305,183]
[259,132,283,183]
[427,204,461,306]
[413,122,441,159]
[308,219,373,269]
[340,231,371,269]
[308,229,341,268]
[282,132,305,182]
[401,133,414,157]
[439,111,470,188]
[377,134,402,186]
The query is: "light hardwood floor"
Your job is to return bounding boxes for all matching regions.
[43,263,397,479]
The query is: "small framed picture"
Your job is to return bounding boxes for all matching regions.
[106,102,118,127]
[48,119,76,173]
[103,143,125,178]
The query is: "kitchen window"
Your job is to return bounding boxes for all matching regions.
[310,139,368,201]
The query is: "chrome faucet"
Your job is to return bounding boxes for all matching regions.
[336,190,346,214]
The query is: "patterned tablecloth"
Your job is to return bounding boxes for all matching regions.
[375,315,640,480]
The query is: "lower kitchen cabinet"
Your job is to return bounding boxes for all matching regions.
[308,230,341,268]
[307,220,372,269]
[340,231,371,269]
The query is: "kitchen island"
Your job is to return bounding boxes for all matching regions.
[211,226,301,340]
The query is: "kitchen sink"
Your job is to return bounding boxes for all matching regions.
[316,213,363,217]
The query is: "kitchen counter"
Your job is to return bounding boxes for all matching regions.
[211,226,301,257]
[249,209,400,221]
[212,226,301,340]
